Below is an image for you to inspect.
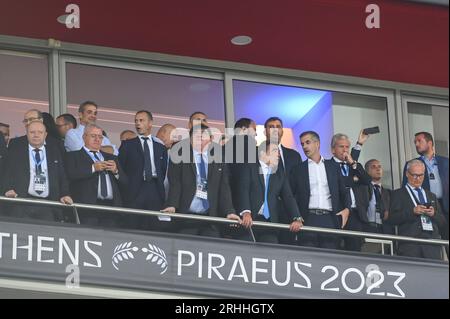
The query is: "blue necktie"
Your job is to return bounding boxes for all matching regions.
[33,149,42,175]
[263,169,271,220]
[199,154,209,211]
[340,162,348,176]
[415,187,426,204]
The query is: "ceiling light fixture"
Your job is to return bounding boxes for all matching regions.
[231,35,252,46]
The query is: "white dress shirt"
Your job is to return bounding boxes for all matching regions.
[308,156,333,211]
[333,156,356,208]
[189,149,209,214]
[28,144,49,198]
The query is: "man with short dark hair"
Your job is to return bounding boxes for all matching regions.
[0,122,10,145]
[390,159,446,260]
[119,111,168,230]
[56,113,77,139]
[290,131,350,249]
[188,111,208,130]
[233,141,303,243]
[353,159,394,240]
[64,101,117,154]
[402,132,449,234]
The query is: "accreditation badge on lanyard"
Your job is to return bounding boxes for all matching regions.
[406,185,433,232]
[196,180,208,200]
[33,151,47,193]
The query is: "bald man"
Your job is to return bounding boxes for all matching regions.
[156,124,179,149]
[4,120,72,222]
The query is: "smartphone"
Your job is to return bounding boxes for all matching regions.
[363,126,380,135]
[424,201,435,209]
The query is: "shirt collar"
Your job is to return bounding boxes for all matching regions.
[83,146,100,154]
[28,144,45,151]
[407,183,422,191]
[308,156,325,164]
[139,134,152,140]
[371,181,382,187]
[193,149,208,157]
[333,156,344,163]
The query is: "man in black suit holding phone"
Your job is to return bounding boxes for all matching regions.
[389,159,446,260]
[65,124,127,227]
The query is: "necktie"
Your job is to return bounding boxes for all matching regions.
[263,169,271,220]
[198,154,209,211]
[142,137,153,180]
[340,162,348,176]
[34,148,42,175]
[33,148,43,194]
[91,151,108,198]
[373,184,383,218]
[415,187,426,205]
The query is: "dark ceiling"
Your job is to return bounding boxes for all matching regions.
[0,0,448,87]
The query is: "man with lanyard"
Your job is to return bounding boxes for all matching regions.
[162,124,235,238]
[402,132,449,244]
[4,121,73,221]
[390,159,446,260]
[330,133,372,251]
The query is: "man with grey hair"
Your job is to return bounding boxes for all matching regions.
[330,133,372,251]
[389,159,446,260]
[66,123,127,227]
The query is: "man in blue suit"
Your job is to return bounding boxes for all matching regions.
[119,110,168,230]
[402,132,449,242]
[290,131,350,249]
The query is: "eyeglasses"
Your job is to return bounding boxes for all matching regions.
[22,117,41,124]
[409,173,425,179]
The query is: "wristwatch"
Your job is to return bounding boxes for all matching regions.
[293,216,304,223]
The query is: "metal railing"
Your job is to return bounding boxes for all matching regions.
[0,196,448,247]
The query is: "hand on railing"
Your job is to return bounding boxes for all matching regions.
[289,220,303,233]
[161,207,176,214]
[60,196,73,205]
[5,190,18,198]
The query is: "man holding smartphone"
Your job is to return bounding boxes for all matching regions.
[390,159,446,260]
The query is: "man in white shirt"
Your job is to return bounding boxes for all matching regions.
[290,131,350,249]
[64,101,117,155]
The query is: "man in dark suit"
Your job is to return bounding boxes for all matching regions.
[162,124,235,238]
[402,132,449,243]
[390,159,446,260]
[264,117,302,244]
[290,131,350,249]
[65,124,127,228]
[8,109,66,158]
[330,133,372,251]
[3,121,73,221]
[0,133,6,190]
[223,118,258,209]
[233,142,303,243]
[353,159,394,238]
[119,110,168,230]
